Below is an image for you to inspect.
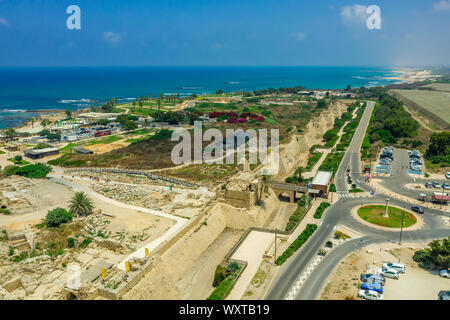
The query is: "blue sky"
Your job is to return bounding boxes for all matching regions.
[0,0,449,66]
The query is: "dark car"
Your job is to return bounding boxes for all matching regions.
[360,274,385,286]
[425,182,433,188]
[438,291,450,300]
[411,206,424,214]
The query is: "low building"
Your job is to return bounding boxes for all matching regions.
[71,146,94,155]
[310,171,333,198]
[24,147,59,159]
[4,141,24,152]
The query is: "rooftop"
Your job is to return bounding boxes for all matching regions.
[311,171,332,186]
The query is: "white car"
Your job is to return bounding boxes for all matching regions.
[383,262,406,273]
[358,289,383,300]
[379,268,399,279]
[445,172,450,179]
[440,270,450,278]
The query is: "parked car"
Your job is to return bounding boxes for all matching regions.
[438,291,450,300]
[383,263,406,273]
[358,289,383,300]
[360,274,385,285]
[425,182,433,188]
[446,172,450,179]
[440,269,450,278]
[443,183,450,190]
[361,282,384,294]
[379,268,399,279]
[411,206,424,214]
[433,182,441,188]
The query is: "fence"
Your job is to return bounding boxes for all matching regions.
[64,167,198,188]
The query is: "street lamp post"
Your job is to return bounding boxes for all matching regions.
[274,228,277,265]
[399,208,405,245]
[384,198,389,217]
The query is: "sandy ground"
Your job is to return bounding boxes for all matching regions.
[176,228,243,299]
[319,241,448,300]
[242,260,276,300]
[0,178,74,230]
[265,201,297,230]
[227,230,276,300]
[84,141,131,154]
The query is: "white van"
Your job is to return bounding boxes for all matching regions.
[383,262,406,273]
[379,268,399,280]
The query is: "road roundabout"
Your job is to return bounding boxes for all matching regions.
[350,204,423,232]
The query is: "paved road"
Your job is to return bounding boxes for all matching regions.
[264,101,450,300]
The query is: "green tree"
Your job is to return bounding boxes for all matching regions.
[14,155,22,164]
[123,120,138,131]
[5,128,16,141]
[69,192,94,217]
[46,208,72,228]
[427,132,450,157]
[65,109,72,119]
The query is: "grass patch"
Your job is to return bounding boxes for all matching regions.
[349,188,364,193]
[7,158,31,166]
[357,205,417,228]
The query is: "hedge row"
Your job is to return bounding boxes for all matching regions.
[313,202,331,219]
[275,224,318,265]
[285,203,307,232]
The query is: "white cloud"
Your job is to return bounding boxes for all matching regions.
[433,0,450,11]
[296,32,307,40]
[104,32,122,44]
[340,4,367,26]
[0,17,9,27]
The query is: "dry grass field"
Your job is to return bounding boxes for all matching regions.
[422,82,450,92]
[390,89,450,128]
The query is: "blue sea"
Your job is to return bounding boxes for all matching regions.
[0,66,402,129]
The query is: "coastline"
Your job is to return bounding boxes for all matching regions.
[0,67,435,132]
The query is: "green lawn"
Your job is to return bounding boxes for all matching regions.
[0,150,5,154]
[357,205,417,228]
[8,158,31,166]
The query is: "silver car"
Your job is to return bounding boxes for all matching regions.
[440,269,450,278]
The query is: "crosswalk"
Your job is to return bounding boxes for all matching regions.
[336,191,374,199]
[337,192,354,199]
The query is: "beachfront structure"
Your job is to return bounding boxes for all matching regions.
[310,171,333,198]
[24,147,59,159]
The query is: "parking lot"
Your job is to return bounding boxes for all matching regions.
[320,242,449,300]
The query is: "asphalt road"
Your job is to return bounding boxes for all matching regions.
[264,101,450,300]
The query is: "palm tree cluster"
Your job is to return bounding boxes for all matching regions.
[69,192,94,217]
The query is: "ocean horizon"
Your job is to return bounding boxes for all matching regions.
[0,66,403,129]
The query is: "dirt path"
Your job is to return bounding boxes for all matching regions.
[47,171,189,271]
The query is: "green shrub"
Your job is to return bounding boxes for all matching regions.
[45,208,72,228]
[314,202,331,219]
[326,241,333,248]
[67,237,75,248]
[213,265,226,287]
[413,238,449,269]
[79,237,92,249]
[276,224,317,265]
[13,163,52,179]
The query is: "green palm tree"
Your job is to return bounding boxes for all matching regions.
[69,192,94,217]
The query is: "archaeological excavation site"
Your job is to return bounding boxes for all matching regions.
[0,96,355,300]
